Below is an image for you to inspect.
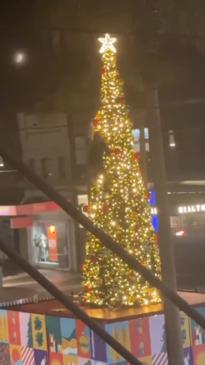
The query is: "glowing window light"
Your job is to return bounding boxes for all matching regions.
[176,230,185,237]
[169,130,176,149]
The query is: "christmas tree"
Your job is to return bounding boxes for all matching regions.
[83,34,161,307]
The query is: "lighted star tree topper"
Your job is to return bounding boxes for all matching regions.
[82,34,161,307]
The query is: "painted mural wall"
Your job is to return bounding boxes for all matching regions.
[0,306,205,364]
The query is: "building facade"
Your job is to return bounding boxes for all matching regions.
[17,112,80,271]
[18,112,73,201]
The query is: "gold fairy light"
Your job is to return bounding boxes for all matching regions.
[82,34,161,307]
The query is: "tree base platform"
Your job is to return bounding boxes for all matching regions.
[1,291,205,364]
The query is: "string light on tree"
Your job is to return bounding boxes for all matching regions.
[83,34,162,307]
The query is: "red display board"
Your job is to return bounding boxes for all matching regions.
[47,225,58,262]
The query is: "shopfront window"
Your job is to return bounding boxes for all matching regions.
[132,128,150,153]
[170,212,205,243]
[32,221,69,268]
[77,194,88,228]
[75,136,88,165]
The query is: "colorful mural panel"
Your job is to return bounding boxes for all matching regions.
[8,312,21,346]
[78,358,93,365]
[20,346,35,365]
[34,349,48,365]
[9,345,35,365]
[49,352,64,365]
[184,347,193,365]
[2,305,205,365]
[105,321,130,364]
[0,343,10,365]
[90,329,107,362]
[138,355,152,365]
[60,317,77,357]
[192,344,205,365]
[19,312,33,348]
[31,314,47,351]
[0,310,9,343]
[46,316,62,353]
[180,312,192,349]
[149,314,166,355]
[152,351,168,365]
[77,320,91,359]
[129,317,151,358]
[92,361,107,365]
[191,307,205,347]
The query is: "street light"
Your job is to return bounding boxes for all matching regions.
[0,156,4,168]
[169,130,176,149]
[13,51,27,65]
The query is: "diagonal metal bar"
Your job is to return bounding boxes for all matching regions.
[0,143,205,329]
[0,238,142,365]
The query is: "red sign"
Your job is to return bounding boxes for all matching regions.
[47,225,58,262]
[17,201,61,216]
[129,317,151,358]
[8,311,21,345]
[0,201,61,217]
[10,216,33,229]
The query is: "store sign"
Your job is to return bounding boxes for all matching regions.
[178,204,205,214]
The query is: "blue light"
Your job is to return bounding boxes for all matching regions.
[149,190,157,206]
[152,215,159,233]
[149,191,158,232]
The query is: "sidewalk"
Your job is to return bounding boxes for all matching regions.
[0,269,82,306]
[1,269,205,309]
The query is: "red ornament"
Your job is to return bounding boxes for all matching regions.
[154,234,158,244]
[112,148,121,156]
[102,67,107,74]
[93,118,100,129]
[117,96,125,104]
[128,271,133,278]
[102,203,109,213]
[85,286,92,292]
[83,205,89,213]
[132,152,140,161]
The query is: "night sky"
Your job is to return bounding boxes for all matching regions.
[1,1,205,178]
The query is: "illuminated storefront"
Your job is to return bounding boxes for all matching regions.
[170,201,205,240]
[1,201,77,272]
[31,221,70,269]
[27,207,76,270]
